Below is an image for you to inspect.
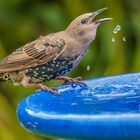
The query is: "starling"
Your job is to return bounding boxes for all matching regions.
[0,8,112,94]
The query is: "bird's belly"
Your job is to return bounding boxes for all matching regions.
[73,50,87,68]
[72,45,89,68]
[26,58,73,83]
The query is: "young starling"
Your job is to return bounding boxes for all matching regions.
[0,8,112,94]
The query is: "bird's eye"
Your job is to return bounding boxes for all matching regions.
[81,19,87,24]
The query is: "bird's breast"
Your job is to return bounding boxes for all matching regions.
[26,57,75,83]
[73,45,89,68]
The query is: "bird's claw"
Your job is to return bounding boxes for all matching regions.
[40,85,60,95]
[73,76,82,81]
[36,87,59,95]
[60,76,87,87]
[23,83,60,95]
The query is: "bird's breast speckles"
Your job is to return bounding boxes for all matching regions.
[26,57,75,83]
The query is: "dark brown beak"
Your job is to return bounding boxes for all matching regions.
[88,7,113,24]
[95,18,113,24]
[93,7,108,16]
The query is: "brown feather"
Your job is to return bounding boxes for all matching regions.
[0,36,65,73]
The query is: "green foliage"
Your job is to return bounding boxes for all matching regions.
[0,0,139,139]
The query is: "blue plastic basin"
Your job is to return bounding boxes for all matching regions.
[17,73,140,139]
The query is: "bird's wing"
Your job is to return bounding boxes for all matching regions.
[0,36,65,73]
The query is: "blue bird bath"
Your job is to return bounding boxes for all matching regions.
[17,73,140,139]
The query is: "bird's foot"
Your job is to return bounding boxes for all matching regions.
[57,76,87,86]
[23,83,60,95]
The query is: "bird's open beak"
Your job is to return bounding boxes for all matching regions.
[88,7,113,24]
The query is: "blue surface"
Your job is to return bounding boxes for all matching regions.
[17,73,140,139]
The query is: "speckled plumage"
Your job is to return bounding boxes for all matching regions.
[0,8,112,94]
[26,57,77,83]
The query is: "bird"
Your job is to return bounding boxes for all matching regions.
[0,8,112,94]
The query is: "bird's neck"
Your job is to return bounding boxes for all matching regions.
[65,28,95,46]
[65,30,93,47]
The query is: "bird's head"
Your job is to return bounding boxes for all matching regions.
[65,8,112,45]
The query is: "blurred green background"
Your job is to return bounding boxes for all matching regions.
[0,0,140,139]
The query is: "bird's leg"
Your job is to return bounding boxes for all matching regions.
[56,76,87,86]
[21,79,59,95]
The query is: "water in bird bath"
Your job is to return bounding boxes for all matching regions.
[138,75,140,82]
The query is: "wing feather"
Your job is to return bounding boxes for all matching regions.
[0,36,65,73]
